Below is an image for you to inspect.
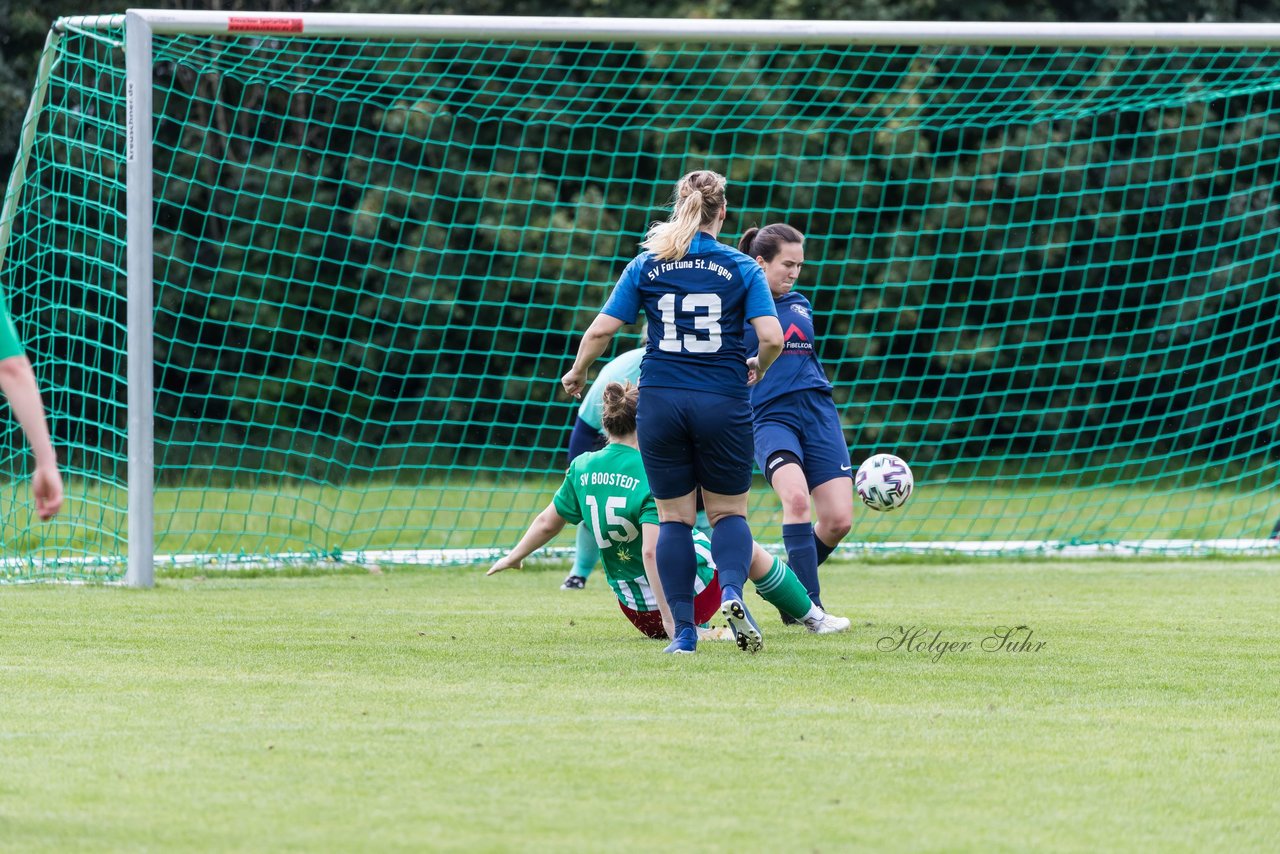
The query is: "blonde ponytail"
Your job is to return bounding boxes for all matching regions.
[642,170,727,261]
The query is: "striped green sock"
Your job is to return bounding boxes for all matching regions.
[752,555,818,622]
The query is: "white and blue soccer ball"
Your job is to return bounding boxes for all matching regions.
[855,453,914,512]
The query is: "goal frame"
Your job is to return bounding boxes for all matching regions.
[17,10,1280,585]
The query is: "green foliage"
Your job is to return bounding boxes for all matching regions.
[118,36,1280,474]
[0,0,1267,178]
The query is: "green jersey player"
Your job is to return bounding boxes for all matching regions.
[555,439,721,634]
[559,346,644,591]
[487,382,850,645]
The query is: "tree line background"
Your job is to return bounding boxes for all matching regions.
[2,0,1279,485]
[4,0,1272,183]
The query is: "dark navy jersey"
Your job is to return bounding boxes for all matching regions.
[601,232,776,400]
[743,291,832,410]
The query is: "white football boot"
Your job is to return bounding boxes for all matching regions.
[803,611,852,634]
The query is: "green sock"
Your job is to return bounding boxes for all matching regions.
[752,556,819,622]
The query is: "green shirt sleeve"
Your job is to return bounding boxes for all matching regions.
[0,292,25,361]
[638,493,660,526]
[552,467,584,525]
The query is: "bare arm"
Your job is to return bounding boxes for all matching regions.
[0,356,63,520]
[487,503,570,575]
[640,522,675,640]
[746,315,784,386]
[561,313,626,399]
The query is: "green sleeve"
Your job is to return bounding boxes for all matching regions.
[551,468,584,525]
[0,293,25,361]
[638,493,660,526]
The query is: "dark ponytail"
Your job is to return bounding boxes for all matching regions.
[740,223,804,261]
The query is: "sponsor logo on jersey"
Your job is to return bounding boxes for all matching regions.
[783,322,812,352]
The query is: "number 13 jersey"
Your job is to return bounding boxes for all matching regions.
[601,232,777,399]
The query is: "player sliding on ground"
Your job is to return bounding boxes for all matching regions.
[486,382,850,645]
[558,344,644,591]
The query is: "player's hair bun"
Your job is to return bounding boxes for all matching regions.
[600,381,639,438]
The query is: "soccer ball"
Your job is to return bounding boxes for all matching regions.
[855,453,914,512]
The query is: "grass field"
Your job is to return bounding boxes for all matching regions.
[2,559,1277,851]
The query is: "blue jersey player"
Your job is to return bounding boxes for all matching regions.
[740,224,854,618]
[561,170,784,654]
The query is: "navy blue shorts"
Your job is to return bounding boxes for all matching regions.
[753,390,853,490]
[636,387,755,499]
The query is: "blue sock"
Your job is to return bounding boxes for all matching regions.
[711,515,752,600]
[572,523,598,578]
[784,522,821,603]
[814,529,836,566]
[656,522,696,631]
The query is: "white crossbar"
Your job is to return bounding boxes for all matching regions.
[53,12,1280,47]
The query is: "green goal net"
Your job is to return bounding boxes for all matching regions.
[3,15,1280,581]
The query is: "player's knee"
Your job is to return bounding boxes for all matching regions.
[781,489,811,520]
[701,492,749,526]
[657,508,697,526]
[655,491,698,526]
[705,508,734,528]
[818,515,852,543]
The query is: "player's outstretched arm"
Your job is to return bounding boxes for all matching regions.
[0,355,63,521]
[487,503,569,575]
[562,313,626,399]
[639,523,676,641]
